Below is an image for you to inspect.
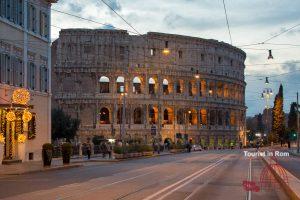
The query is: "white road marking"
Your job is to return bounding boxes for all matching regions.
[142,155,230,200]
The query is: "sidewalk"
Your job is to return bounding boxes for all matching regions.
[0,151,173,176]
[0,159,82,176]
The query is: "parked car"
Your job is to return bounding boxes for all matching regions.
[192,145,202,151]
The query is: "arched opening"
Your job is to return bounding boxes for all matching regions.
[99,76,110,93]
[230,110,236,126]
[188,81,196,96]
[149,106,158,124]
[117,107,129,124]
[217,110,223,126]
[200,80,206,97]
[99,107,110,124]
[188,109,197,125]
[116,76,125,93]
[217,82,223,98]
[177,109,184,124]
[133,77,142,94]
[149,78,155,94]
[224,83,229,98]
[200,109,207,125]
[225,111,230,126]
[163,79,169,95]
[133,107,142,124]
[175,80,183,94]
[210,110,216,125]
[163,108,173,124]
[208,82,214,96]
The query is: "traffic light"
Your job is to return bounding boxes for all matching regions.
[289,131,298,141]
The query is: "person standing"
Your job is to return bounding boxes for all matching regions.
[87,143,92,160]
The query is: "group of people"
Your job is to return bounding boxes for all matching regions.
[84,141,113,159]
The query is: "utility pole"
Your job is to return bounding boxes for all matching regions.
[297,92,299,154]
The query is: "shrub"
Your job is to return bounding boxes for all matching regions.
[62,142,72,164]
[42,143,53,166]
[42,143,53,150]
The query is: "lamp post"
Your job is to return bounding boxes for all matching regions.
[185,110,192,139]
[120,86,126,145]
[297,92,299,153]
[261,77,273,141]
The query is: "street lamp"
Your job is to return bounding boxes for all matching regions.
[120,86,127,145]
[184,110,191,139]
[162,41,170,55]
[261,77,273,139]
[194,70,200,79]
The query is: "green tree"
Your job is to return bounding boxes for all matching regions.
[52,108,80,142]
[288,102,298,131]
[270,84,285,143]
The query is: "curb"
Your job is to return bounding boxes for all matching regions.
[261,157,300,200]
[5,164,83,176]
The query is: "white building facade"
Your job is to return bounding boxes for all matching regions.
[0,0,57,162]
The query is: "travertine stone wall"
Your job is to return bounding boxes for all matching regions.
[52,29,247,147]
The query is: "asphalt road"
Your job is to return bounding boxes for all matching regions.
[0,150,288,200]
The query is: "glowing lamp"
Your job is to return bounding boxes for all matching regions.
[22,109,32,123]
[6,111,16,122]
[0,134,5,143]
[18,134,26,143]
[163,48,170,55]
[12,89,30,105]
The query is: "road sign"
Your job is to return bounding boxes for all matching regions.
[151,125,156,136]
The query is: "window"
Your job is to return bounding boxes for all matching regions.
[39,11,48,38]
[0,53,11,84]
[162,79,169,94]
[149,78,155,94]
[27,62,36,90]
[0,0,5,17]
[5,54,12,84]
[176,81,182,94]
[150,48,156,56]
[99,76,109,93]
[133,77,142,94]
[116,76,125,93]
[12,56,23,87]
[99,107,110,124]
[218,56,222,64]
[27,3,36,32]
[178,50,183,59]
[200,109,207,125]
[40,65,48,92]
[201,54,205,61]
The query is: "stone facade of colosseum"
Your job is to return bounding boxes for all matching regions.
[51,29,247,148]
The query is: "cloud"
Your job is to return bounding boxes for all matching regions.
[281,60,300,72]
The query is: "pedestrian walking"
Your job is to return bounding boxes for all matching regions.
[86,143,91,160]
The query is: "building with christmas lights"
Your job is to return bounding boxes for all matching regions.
[52,29,247,147]
[0,0,57,163]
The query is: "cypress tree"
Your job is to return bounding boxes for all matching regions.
[270,84,285,143]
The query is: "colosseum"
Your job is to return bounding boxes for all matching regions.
[51,29,247,148]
